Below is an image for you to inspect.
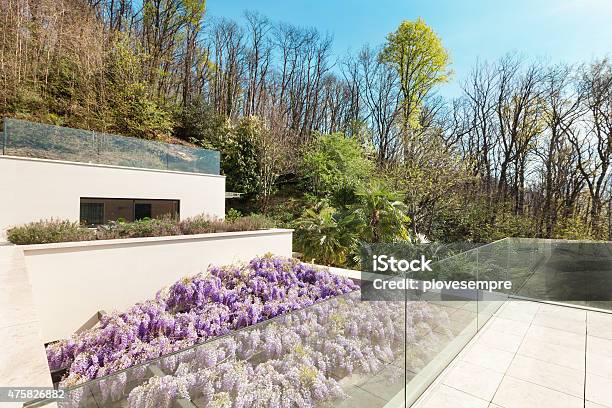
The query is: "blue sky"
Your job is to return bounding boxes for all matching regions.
[207,0,612,98]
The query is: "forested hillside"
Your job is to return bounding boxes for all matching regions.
[1,0,610,258]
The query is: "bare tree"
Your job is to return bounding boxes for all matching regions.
[535,64,585,236]
[568,60,611,237]
[356,46,401,165]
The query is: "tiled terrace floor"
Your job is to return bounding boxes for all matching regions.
[413,300,612,408]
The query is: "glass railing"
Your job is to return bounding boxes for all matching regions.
[400,240,509,405]
[0,118,220,175]
[415,237,612,312]
[31,291,412,408]
[506,238,612,310]
[27,286,483,407]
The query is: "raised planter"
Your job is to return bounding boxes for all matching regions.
[21,229,293,342]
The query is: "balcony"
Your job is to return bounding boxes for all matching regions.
[0,118,220,175]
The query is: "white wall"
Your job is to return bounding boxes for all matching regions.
[21,229,293,342]
[0,155,225,238]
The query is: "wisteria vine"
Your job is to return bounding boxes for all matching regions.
[47,256,358,386]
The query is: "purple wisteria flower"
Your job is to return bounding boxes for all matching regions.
[48,256,359,386]
[115,292,452,408]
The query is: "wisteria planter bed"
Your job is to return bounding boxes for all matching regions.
[42,257,454,408]
[46,256,358,385]
[62,294,449,408]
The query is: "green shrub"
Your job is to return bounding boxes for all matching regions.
[179,214,273,235]
[7,219,95,245]
[96,217,182,239]
[222,214,274,232]
[225,208,243,222]
[178,215,214,235]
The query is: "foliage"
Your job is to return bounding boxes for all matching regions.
[96,217,182,239]
[388,131,474,237]
[223,116,266,196]
[179,214,273,235]
[553,216,597,240]
[429,199,536,243]
[187,115,282,205]
[174,101,229,147]
[110,82,175,139]
[380,18,451,130]
[352,180,411,243]
[7,219,95,245]
[301,133,374,201]
[293,202,357,267]
[293,181,413,266]
[106,39,175,139]
[225,208,243,221]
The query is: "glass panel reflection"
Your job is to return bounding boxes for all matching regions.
[2,118,220,175]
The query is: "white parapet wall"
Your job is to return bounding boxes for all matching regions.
[0,155,225,238]
[20,229,293,342]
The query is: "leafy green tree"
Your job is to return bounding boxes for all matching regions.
[187,114,264,197]
[301,132,374,201]
[189,115,281,209]
[380,18,451,153]
[223,116,265,196]
[174,101,228,146]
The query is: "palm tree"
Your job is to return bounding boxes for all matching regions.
[353,180,411,243]
[293,201,356,266]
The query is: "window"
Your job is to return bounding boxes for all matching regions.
[80,198,179,224]
[80,203,104,226]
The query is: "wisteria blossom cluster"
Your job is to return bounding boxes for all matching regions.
[47,256,358,386]
[59,292,452,408]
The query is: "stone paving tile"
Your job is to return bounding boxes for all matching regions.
[505,355,584,398]
[517,336,585,371]
[588,311,612,340]
[460,343,515,373]
[492,376,583,408]
[585,373,612,408]
[419,385,489,408]
[410,300,612,408]
[522,324,585,350]
[442,361,504,401]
